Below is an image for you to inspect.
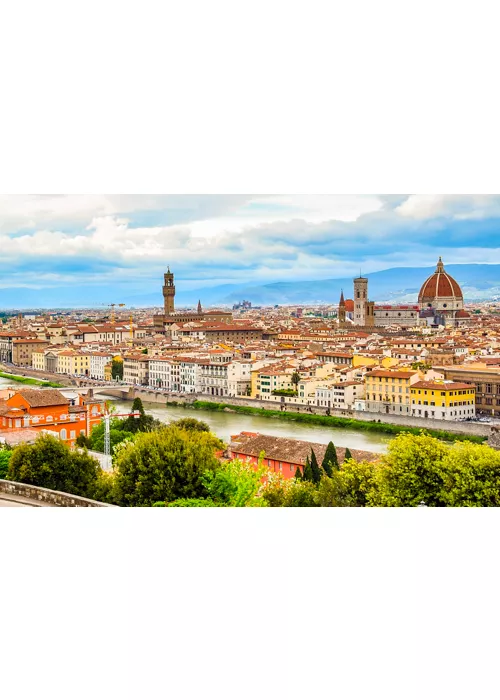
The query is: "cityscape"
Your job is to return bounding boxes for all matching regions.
[1,194,500,507]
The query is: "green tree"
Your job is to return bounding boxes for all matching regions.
[198,459,266,507]
[113,425,221,507]
[111,359,123,380]
[170,418,211,433]
[302,456,314,483]
[344,448,353,462]
[310,449,321,484]
[439,442,500,507]
[294,465,302,480]
[7,434,101,499]
[122,398,162,434]
[291,371,301,390]
[322,441,338,476]
[372,432,449,507]
[316,459,379,507]
[283,480,318,507]
[0,448,12,479]
[76,433,92,449]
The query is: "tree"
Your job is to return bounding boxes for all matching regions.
[291,371,301,390]
[122,398,162,434]
[439,442,500,507]
[316,460,379,507]
[322,441,339,476]
[310,449,321,484]
[113,425,222,506]
[198,459,266,507]
[283,480,318,507]
[344,448,353,462]
[170,418,211,433]
[294,465,302,480]
[76,433,92,449]
[7,434,101,499]
[372,432,449,507]
[302,456,314,483]
[0,448,12,479]
[111,358,123,380]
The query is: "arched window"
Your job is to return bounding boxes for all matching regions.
[60,429,67,441]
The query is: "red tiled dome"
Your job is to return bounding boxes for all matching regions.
[455,309,470,318]
[418,258,463,303]
[345,299,355,313]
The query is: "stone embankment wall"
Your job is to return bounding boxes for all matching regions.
[0,365,78,385]
[97,387,498,445]
[0,480,116,507]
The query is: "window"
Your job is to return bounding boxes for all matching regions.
[60,429,67,440]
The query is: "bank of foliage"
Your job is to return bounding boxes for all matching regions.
[190,401,485,444]
[0,372,62,388]
[5,420,500,507]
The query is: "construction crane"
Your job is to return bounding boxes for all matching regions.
[104,409,140,459]
[102,303,126,324]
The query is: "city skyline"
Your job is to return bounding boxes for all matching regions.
[1,194,500,306]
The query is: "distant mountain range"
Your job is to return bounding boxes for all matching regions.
[164,264,500,307]
[1,264,500,310]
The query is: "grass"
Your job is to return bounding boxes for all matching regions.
[189,400,487,444]
[0,371,63,389]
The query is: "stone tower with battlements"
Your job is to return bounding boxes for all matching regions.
[163,268,176,315]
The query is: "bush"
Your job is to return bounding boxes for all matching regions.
[113,425,222,507]
[7,434,101,499]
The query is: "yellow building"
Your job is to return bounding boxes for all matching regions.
[353,354,399,369]
[364,369,420,415]
[56,350,91,376]
[410,381,475,420]
[32,350,46,372]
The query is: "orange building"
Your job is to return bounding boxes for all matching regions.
[0,388,105,447]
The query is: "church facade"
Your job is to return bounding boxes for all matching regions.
[339,258,470,329]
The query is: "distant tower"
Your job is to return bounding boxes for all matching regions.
[338,290,346,324]
[353,276,368,326]
[163,267,176,316]
[197,300,203,314]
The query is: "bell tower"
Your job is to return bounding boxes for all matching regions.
[338,290,346,324]
[353,276,368,326]
[163,267,176,315]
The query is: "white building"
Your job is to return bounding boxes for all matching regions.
[89,352,114,380]
[315,381,364,410]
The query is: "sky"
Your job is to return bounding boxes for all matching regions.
[1,194,500,306]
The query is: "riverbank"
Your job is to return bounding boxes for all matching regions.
[190,400,487,444]
[0,372,62,389]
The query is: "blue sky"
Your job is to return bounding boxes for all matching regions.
[0,194,499,304]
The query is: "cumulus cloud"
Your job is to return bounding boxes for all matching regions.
[1,194,500,304]
[397,194,500,220]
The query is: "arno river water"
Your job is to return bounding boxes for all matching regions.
[0,376,389,453]
[108,398,390,453]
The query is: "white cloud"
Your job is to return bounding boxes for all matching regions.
[396,194,500,220]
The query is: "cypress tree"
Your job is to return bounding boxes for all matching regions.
[303,456,314,482]
[344,447,353,462]
[322,441,339,476]
[294,465,303,480]
[310,449,321,484]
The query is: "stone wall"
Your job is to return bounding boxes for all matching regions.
[0,480,117,507]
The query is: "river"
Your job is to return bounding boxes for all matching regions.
[107,397,390,453]
[0,376,389,453]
